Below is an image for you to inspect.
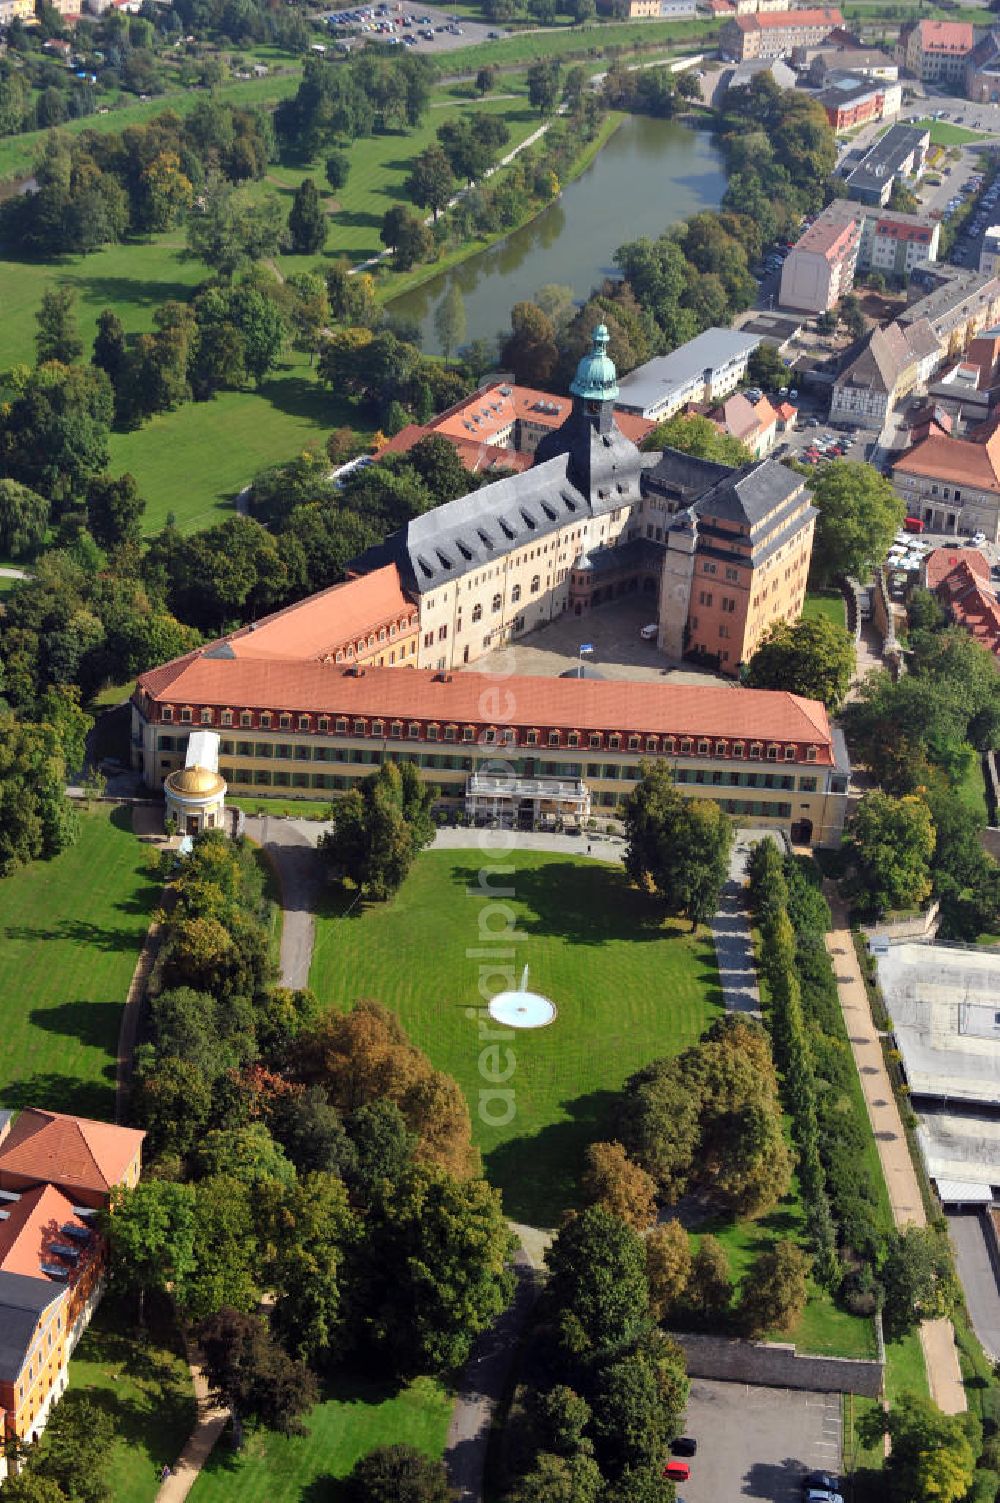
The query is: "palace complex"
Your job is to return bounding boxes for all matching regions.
[133,330,846,845]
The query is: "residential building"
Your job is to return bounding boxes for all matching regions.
[0,1110,144,1454]
[844,122,930,207]
[615,328,761,421]
[897,18,974,84]
[830,318,939,426]
[893,422,1000,537]
[929,548,1000,653]
[720,5,843,60]
[898,267,1000,359]
[815,71,902,132]
[656,453,816,670]
[132,660,849,844]
[967,28,1000,103]
[697,392,780,457]
[981,226,1000,276]
[779,200,861,314]
[857,208,940,279]
[0,0,35,17]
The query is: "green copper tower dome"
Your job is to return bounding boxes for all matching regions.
[570,323,618,403]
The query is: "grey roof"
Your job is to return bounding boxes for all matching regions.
[690,456,803,528]
[642,448,734,507]
[615,329,761,415]
[845,123,929,197]
[351,453,588,594]
[0,1271,62,1382]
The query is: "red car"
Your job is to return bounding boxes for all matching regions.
[663,1460,691,1482]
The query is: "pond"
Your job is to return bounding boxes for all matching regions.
[388,111,727,355]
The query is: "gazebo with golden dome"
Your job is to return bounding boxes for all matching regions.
[163,730,227,836]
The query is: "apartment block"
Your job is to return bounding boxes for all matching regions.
[897,18,974,84]
[720,6,843,60]
[779,201,861,314]
[615,328,761,421]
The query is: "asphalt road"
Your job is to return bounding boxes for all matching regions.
[680,1380,842,1503]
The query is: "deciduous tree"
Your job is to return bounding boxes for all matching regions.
[35,285,83,365]
[343,1445,452,1503]
[102,1179,198,1321]
[287,176,327,255]
[319,759,436,901]
[198,1306,318,1443]
[687,1235,732,1317]
[739,1239,810,1335]
[744,615,855,712]
[85,472,145,550]
[581,1140,657,1231]
[544,1207,650,1367]
[406,144,455,221]
[808,461,904,585]
[624,761,732,928]
[844,790,936,916]
[858,1394,976,1503]
[0,479,49,559]
[645,1220,692,1320]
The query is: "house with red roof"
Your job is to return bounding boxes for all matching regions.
[898,19,974,85]
[893,424,1000,539]
[0,1110,144,1453]
[928,550,1000,657]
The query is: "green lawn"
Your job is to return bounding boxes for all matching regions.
[0,805,159,1119]
[802,590,847,628]
[442,15,718,72]
[956,749,988,823]
[187,1376,450,1503]
[0,71,303,184]
[107,348,346,536]
[64,1299,196,1503]
[911,117,988,147]
[309,849,723,1225]
[229,796,333,820]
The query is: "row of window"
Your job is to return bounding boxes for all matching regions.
[157,721,817,761]
[331,616,417,662]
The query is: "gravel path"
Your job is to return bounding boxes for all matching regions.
[244,815,323,988]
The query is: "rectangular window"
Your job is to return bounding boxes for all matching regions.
[318,717,329,733]
[260,712,272,729]
[279,714,292,730]
[180,708,192,724]
[336,718,348,734]
[236,741,252,757]
[157,735,174,751]
[372,720,384,738]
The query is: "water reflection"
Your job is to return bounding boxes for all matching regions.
[389,113,726,353]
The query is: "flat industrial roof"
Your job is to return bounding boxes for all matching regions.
[876,942,1000,1106]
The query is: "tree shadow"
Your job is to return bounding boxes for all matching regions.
[63,272,200,311]
[445,860,674,947]
[333,208,382,231]
[255,372,335,426]
[485,1087,618,1226]
[4,918,146,954]
[1,1072,113,1118]
[29,998,123,1051]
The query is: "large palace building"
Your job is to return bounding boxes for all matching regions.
[132,330,845,845]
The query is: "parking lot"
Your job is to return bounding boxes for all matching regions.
[680,1380,843,1503]
[321,2,508,55]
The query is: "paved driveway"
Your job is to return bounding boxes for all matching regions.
[680,1380,842,1503]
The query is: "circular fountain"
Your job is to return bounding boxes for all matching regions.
[488,965,557,1029]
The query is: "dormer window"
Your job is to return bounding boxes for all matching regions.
[408,722,421,740]
[221,710,233,727]
[716,741,727,757]
[750,741,762,759]
[162,707,173,722]
[549,730,561,746]
[180,707,192,724]
[201,708,213,725]
[260,712,272,729]
[767,745,779,761]
[372,720,384,737]
[784,745,796,761]
[806,746,817,762]
[568,732,580,748]
[279,714,292,730]
[733,741,744,759]
[697,739,709,756]
[390,721,403,739]
[241,711,253,728]
[298,716,310,732]
[463,726,475,742]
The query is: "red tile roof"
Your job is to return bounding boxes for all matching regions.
[737,6,842,28]
[924,546,989,592]
[136,660,834,755]
[0,1184,94,1284]
[378,425,533,474]
[935,561,1000,657]
[224,566,415,663]
[894,430,1000,491]
[916,18,973,52]
[0,1111,144,1200]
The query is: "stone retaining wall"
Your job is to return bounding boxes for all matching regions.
[674,1332,883,1397]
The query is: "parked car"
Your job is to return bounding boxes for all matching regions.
[640,623,658,640]
[663,1461,691,1482]
[671,1437,697,1456]
[803,1472,840,1495]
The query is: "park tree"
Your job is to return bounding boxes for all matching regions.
[0,479,49,559]
[476,65,497,96]
[343,1445,452,1503]
[359,1162,515,1375]
[581,1140,657,1231]
[858,1394,976,1503]
[319,759,436,901]
[183,1175,261,1321]
[881,1225,958,1339]
[1,1477,69,1503]
[544,1207,650,1367]
[434,283,467,365]
[347,1098,417,1199]
[501,301,559,386]
[406,144,455,221]
[194,1124,296,1188]
[437,113,510,186]
[844,790,936,916]
[530,1384,593,1456]
[808,461,904,585]
[747,343,789,391]
[744,615,855,712]
[325,151,350,193]
[381,206,434,271]
[35,285,83,366]
[263,1170,359,1364]
[591,1348,672,1476]
[739,1239,810,1336]
[33,1397,116,1503]
[527,59,562,114]
[0,362,113,508]
[0,711,80,876]
[198,1306,319,1444]
[102,1179,198,1322]
[92,308,128,388]
[645,1219,692,1320]
[186,175,286,277]
[85,472,146,550]
[687,1234,732,1317]
[505,1450,603,1503]
[288,177,327,255]
[641,412,751,466]
[624,761,732,927]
